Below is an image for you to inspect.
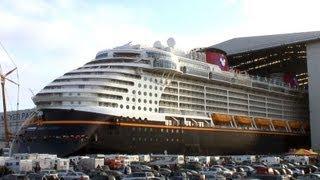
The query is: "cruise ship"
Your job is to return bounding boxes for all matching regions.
[11,39,310,157]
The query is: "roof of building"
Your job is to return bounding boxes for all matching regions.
[208,31,320,55]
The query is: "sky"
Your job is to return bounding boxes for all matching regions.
[0,0,320,111]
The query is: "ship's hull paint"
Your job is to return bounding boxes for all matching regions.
[11,109,310,157]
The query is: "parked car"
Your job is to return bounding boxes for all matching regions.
[123,172,155,180]
[39,170,59,179]
[297,173,320,180]
[59,171,89,180]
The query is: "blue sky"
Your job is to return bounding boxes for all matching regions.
[0,0,320,110]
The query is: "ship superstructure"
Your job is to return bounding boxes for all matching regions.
[11,39,310,157]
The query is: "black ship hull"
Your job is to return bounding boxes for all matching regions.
[11,109,310,157]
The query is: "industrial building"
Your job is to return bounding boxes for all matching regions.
[0,109,35,148]
[208,31,320,150]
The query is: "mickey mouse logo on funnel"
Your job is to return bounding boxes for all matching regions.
[219,57,226,67]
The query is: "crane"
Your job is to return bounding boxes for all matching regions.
[1,67,19,146]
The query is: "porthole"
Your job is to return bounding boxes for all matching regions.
[132,90,136,94]
[155,108,157,112]
[149,100,152,104]
[149,93,152,97]
[154,101,158,104]
[126,97,130,101]
[155,86,158,90]
[138,83,142,87]
[160,87,163,90]
[149,108,152,111]
[132,98,136,102]
[144,84,147,88]
[149,78,152,82]
[143,107,147,111]
[143,92,147,96]
[138,99,141,103]
[138,91,141,95]
[132,106,135,110]
[138,106,141,110]
[120,105,123,109]
[149,85,152,89]
[155,94,158,97]
[144,99,147,103]
[155,79,158,83]
[126,105,129,109]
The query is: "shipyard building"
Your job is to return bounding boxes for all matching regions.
[0,109,35,148]
[208,31,320,151]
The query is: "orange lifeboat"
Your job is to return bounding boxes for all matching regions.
[272,119,287,128]
[302,122,310,130]
[234,116,252,125]
[255,118,271,126]
[288,120,303,129]
[211,113,232,124]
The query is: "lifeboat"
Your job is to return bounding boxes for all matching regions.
[302,122,310,130]
[211,113,232,123]
[234,116,252,125]
[288,120,303,129]
[272,119,287,128]
[254,118,271,126]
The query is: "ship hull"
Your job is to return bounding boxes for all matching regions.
[11,109,310,157]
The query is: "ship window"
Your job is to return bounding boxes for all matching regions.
[126,105,129,109]
[149,85,152,89]
[138,91,141,95]
[144,77,147,81]
[154,101,157,104]
[126,97,130,101]
[149,108,152,111]
[143,107,147,111]
[155,79,158,83]
[144,99,147,103]
[144,92,147,96]
[160,87,163,90]
[132,106,135,110]
[155,94,158,97]
[132,90,136,94]
[120,105,123,109]
[155,86,158,90]
[132,98,135,102]
[138,83,142,88]
[155,108,157,112]
[138,99,141,103]
[149,100,152,104]
[144,84,147,88]
[149,93,152,97]
[149,78,153,82]
[138,106,141,110]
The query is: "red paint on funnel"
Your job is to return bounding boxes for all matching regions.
[205,51,229,71]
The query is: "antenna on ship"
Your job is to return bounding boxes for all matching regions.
[0,41,20,147]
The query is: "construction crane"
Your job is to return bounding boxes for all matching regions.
[1,67,19,146]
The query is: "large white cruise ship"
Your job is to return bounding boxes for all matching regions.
[11,38,310,157]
